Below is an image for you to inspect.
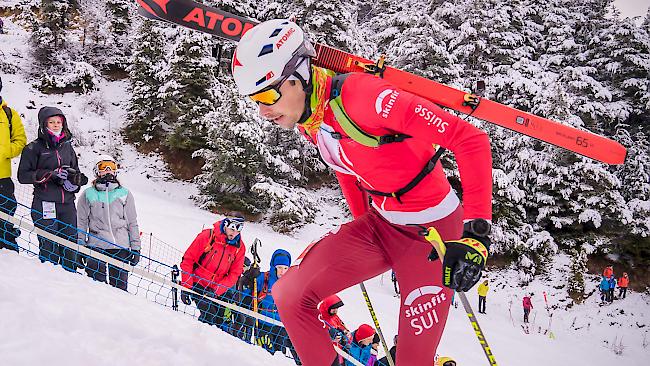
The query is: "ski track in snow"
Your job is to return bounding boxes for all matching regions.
[1,11,649,366]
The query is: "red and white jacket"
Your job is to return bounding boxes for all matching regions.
[301,70,492,224]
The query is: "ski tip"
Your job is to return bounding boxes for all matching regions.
[602,147,627,165]
[615,147,628,165]
[575,140,627,165]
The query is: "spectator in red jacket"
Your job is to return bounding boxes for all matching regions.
[618,272,629,299]
[603,265,613,278]
[319,294,351,364]
[179,213,247,327]
[319,294,350,336]
[522,293,534,323]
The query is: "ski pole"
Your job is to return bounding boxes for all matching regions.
[391,271,400,296]
[543,291,554,336]
[508,297,515,327]
[359,282,395,366]
[424,227,498,366]
[171,265,180,311]
[251,238,262,344]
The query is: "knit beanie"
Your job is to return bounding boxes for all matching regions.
[354,324,376,342]
[274,254,291,267]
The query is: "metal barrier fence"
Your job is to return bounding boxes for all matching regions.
[0,191,370,366]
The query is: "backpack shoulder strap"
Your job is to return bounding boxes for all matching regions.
[328,73,446,203]
[255,271,273,302]
[196,228,215,267]
[3,106,12,136]
[329,73,349,100]
[263,271,270,292]
[328,73,410,148]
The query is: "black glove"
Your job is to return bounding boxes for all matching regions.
[129,250,140,266]
[8,227,21,240]
[242,266,260,288]
[429,228,490,293]
[181,290,192,305]
[68,170,88,186]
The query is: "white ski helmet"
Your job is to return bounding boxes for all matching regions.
[93,154,118,177]
[232,19,316,96]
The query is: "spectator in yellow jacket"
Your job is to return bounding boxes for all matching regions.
[0,77,27,252]
[477,280,489,314]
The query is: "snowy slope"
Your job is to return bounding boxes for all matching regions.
[1,12,649,366]
[0,253,295,366]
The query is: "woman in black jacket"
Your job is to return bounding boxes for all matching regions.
[18,106,87,271]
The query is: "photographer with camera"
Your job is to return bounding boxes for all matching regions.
[18,106,88,272]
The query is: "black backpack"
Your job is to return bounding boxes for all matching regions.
[3,105,12,135]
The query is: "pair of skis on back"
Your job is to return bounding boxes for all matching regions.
[136,0,627,166]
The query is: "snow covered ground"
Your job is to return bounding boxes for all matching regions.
[0,253,286,366]
[1,12,649,366]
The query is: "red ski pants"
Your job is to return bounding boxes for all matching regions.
[273,207,463,365]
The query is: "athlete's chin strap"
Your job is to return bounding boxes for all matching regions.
[296,65,335,136]
[296,63,313,125]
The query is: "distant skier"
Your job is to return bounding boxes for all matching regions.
[523,293,533,323]
[608,275,617,302]
[599,276,610,303]
[391,270,399,296]
[617,272,629,299]
[232,19,492,366]
[477,280,489,314]
[603,265,613,278]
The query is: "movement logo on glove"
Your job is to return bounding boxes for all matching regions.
[441,238,488,292]
[456,238,488,265]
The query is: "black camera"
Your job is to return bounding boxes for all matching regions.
[61,165,88,186]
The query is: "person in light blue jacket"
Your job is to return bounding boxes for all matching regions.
[607,275,617,303]
[347,324,377,366]
[599,276,610,303]
[77,155,140,291]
